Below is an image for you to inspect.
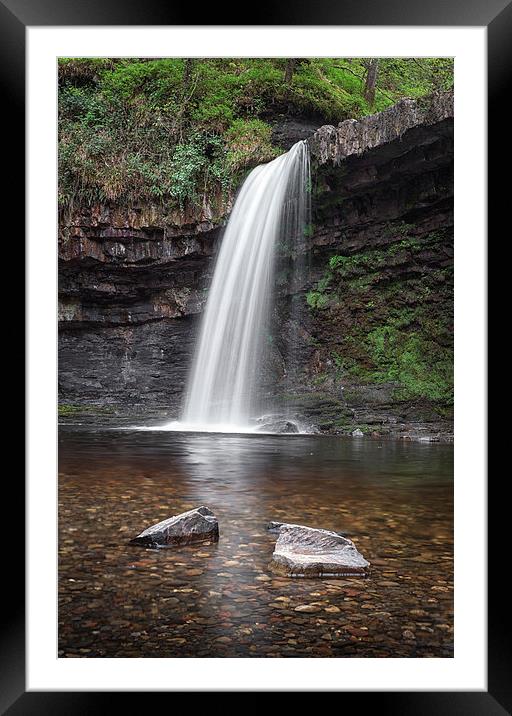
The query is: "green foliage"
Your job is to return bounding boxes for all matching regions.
[306,291,329,309]
[327,229,428,277]
[305,272,333,311]
[167,133,230,208]
[226,118,279,171]
[59,57,453,209]
[58,403,83,416]
[58,403,115,416]
[309,227,454,407]
[377,58,454,98]
[365,321,453,403]
[316,275,331,293]
[303,222,315,239]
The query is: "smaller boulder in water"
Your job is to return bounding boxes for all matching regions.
[281,421,300,434]
[256,415,301,434]
[270,524,369,577]
[130,506,219,548]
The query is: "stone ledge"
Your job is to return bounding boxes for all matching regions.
[308,90,454,166]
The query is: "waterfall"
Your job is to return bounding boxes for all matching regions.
[180,140,310,432]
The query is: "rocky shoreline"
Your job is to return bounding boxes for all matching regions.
[57,407,453,443]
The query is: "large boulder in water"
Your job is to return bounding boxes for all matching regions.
[130,506,219,548]
[270,524,369,577]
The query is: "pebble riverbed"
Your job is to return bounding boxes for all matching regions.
[59,428,453,658]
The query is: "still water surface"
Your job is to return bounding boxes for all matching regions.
[59,428,453,658]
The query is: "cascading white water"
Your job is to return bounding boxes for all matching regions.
[177,140,310,432]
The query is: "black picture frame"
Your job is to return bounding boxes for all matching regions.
[4,0,501,710]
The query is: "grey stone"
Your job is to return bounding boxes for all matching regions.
[308,89,453,166]
[270,524,369,577]
[267,521,349,538]
[130,506,219,548]
[267,520,286,533]
[257,416,300,434]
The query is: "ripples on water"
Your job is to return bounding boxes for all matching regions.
[59,429,453,658]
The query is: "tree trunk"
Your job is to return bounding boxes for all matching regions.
[183,59,194,92]
[284,59,298,85]
[364,58,379,107]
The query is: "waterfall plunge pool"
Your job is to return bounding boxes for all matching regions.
[59,427,453,658]
[128,412,315,435]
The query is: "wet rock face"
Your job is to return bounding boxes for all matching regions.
[270,91,454,440]
[58,317,198,408]
[270,524,369,577]
[130,506,219,548]
[58,94,453,438]
[269,114,325,151]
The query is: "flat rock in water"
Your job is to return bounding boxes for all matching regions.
[130,506,219,548]
[270,524,369,577]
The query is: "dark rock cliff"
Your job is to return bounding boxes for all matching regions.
[59,92,453,439]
